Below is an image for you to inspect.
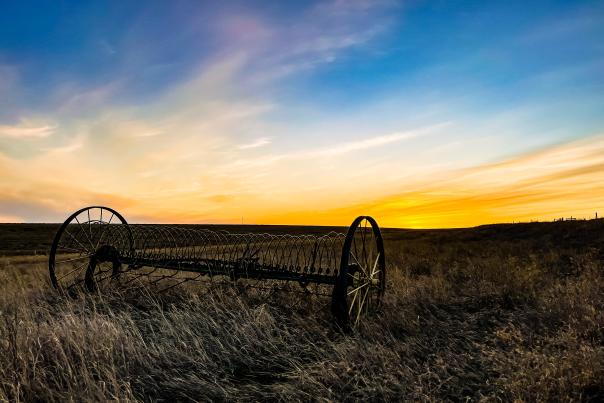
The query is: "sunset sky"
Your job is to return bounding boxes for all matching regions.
[1,0,603,227]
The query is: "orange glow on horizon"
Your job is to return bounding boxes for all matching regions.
[2,132,603,228]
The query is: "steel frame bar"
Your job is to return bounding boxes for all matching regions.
[118,257,339,285]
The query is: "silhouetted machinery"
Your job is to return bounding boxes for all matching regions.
[49,206,385,327]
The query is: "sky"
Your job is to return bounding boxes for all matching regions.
[1,0,603,228]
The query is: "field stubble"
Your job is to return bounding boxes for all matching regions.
[1,221,603,401]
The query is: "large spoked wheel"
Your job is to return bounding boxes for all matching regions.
[331,216,386,329]
[49,206,132,293]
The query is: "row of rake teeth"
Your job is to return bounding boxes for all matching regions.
[104,225,346,276]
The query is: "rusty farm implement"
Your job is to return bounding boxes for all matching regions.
[49,206,386,327]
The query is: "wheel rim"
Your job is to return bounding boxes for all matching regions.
[332,216,385,328]
[49,206,131,292]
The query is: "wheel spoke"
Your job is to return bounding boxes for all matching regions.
[347,281,369,296]
[348,287,360,315]
[64,228,91,253]
[354,287,364,324]
[55,255,92,264]
[94,223,104,251]
[57,260,89,282]
[355,286,371,325]
[350,251,365,274]
[58,244,88,254]
[96,211,115,251]
[371,253,380,278]
[74,216,95,251]
[87,209,93,241]
[361,221,367,272]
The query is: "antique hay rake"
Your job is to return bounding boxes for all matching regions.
[48,206,385,327]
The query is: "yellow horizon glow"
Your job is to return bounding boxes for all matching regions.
[2,132,603,229]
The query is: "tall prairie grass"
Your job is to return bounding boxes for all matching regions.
[1,225,603,401]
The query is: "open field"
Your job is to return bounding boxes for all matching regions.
[1,220,603,401]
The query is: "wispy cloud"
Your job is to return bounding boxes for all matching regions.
[231,123,448,168]
[312,124,448,157]
[42,136,84,153]
[216,0,395,82]
[0,121,56,138]
[238,137,271,149]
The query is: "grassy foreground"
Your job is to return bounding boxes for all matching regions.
[1,221,603,401]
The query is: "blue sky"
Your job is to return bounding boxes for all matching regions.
[1,0,603,225]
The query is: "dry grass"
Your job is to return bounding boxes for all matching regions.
[1,223,603,401]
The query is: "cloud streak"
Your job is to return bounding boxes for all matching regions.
[238,137,271,149]
[230,123,448,168]
[311,124,449,157]
[0,122,56,138]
